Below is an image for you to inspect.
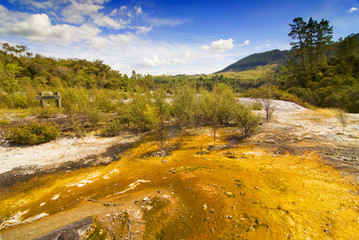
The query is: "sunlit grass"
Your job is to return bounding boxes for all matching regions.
[211,64,277,80]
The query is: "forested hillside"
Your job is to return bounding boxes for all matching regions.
[0,43,155,109]
[216,49,290,73]
[0,43,155,92]
[277,17,359,112]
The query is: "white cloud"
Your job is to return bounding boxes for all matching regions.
[8,0,54,9]
[239,40,250,46]
[110,9,117,16]
[202,38,234,52]
[0,3,255,76]
[136,52,191,68]
[108,33,137,44]
[0,5,28,24]
[135,26,152,35]
[348,7,358,13]
[92,13,127,29]
[265,40,271,46]
[137,54,162,67]
[134,6,142,16]
[0,12,101,44]
[62,1,104,24]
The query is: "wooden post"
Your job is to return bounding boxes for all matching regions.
[55,92,62,108]
[38,93,44,107]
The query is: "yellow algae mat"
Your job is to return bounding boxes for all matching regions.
[1,129,359,239]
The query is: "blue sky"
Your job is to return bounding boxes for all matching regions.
[0,0,358,75]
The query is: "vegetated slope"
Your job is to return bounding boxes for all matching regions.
[216,49,290,73]
[211,64,277,80]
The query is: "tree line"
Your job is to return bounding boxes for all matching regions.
[0,43,154,106]
[278,17,359,112]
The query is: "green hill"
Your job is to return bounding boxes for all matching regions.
[216,49,290,73]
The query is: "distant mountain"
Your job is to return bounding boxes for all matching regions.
[216,49,290,73]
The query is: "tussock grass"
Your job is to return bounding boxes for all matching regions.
[299,108,338,123]
[312,108,337,118]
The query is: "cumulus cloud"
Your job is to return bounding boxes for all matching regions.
[348,7,358,13]
[62,1,105,24]
[265,40,271,46]
[0,2,226,75]
[202,38,234,52]
[0,11,101,44]
[8,0,54,9]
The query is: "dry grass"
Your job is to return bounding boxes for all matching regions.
[298,108,338,123]
[312,108,337,118]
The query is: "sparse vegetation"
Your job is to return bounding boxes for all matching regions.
[152,89,172,149]
[172,82,200,128]
[336,109,349,133]
[99,118,123,137]
[234,104,260,137]
[262,98,274,123]
[9,122,60,145]
[0,119,10,125]
[201,84,237,146]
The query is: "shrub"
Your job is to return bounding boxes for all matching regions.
[335,109,349,133]
[9,122,60,145]
[0,119,10,125]
[234,104,260,137]
[12,93,29,108]
[30,106,62,118]
[119,92,156,132]
[251,101,263,110]
[100,118,123,137]
[173,82,200,128]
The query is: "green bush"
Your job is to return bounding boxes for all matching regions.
[100,118,123,137]
[234,104,260,137]
[250,101,263,110]
[0,119,10,125]
[9,122,60,145]
[12,93,29,108]
[30,106,62,118]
